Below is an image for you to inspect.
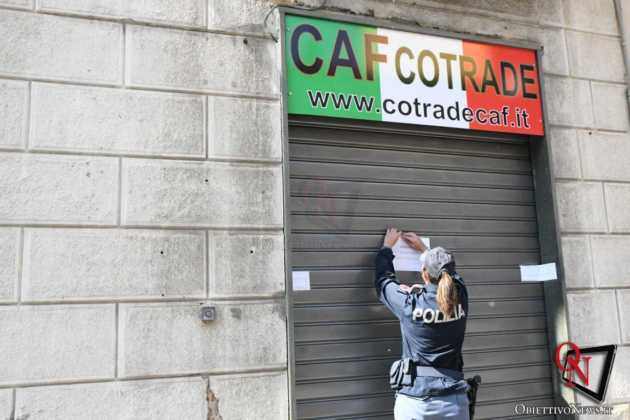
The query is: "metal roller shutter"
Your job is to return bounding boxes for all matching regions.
[288,116,555,420]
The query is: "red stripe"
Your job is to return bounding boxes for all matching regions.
[462,40,544,136]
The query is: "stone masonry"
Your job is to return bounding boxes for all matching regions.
[0,0,629,419]
[0,0,287,419]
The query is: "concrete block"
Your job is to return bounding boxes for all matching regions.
[605,184,630,233]
[605,405,630,420]
[208,372,288,420]
[208,0,273,32]
[320,0,567,73]
[0,153,118,225]
[30,83,205,158]
[621,0,630,77]
[575,345,630,405]
[567,291,619,347]
[22,228,206,302]
[398,0,564,24]
[0,389,11,420]
[126,25,279,96]
[121,159,283,227]
[566,31,625,82]
[579,131,630,181]
[549,128,580,179]
[38,0,206,27]
[0,228,19,303]
[0,10,122,85]
[618,290,630,344]
[118,301,287,376]
[15,377,207,420]
[208,96,281,161]
[572,402,630,419]
[563,0,618,34]
[555,182,607,232]
[591,82,630,132]
[0,79,28,150]
[604,346,630,403]
[209,232,285,297]
[0,0,32,9]
[536,28,570,76]
[543,76,593,127]
[0,305,115,384]
[591,235,630,288]
[560,236,594,289]
[381,3,569,74]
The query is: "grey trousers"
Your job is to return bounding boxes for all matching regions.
[394,392,470,420]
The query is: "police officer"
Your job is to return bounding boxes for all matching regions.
[376,227,470,420]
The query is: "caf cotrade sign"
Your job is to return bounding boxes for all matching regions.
[285,15,544,136]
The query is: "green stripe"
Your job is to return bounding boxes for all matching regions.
[285,15,382,121]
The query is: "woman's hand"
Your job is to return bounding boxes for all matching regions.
[402,232,427,252]
[383,227,401,248]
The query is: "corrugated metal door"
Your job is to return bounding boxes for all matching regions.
[289,116,555,420]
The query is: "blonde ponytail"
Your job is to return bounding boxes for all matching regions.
[436,272,459,319]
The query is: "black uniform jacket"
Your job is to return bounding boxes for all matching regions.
[375,246,469,397]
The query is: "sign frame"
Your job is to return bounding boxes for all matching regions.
[283,11,546,136]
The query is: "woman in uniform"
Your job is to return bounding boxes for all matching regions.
[376,227,470,420]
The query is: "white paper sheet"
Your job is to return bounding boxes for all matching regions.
[520,263,558,281]
[392,237,430,272]
[292,271,311,291]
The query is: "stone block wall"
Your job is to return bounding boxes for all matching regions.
[1,0,630,418]
[0,1,287,419]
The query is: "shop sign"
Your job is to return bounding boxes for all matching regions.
[285,15,544,136]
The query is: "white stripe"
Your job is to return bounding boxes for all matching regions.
[377,28,469,128]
